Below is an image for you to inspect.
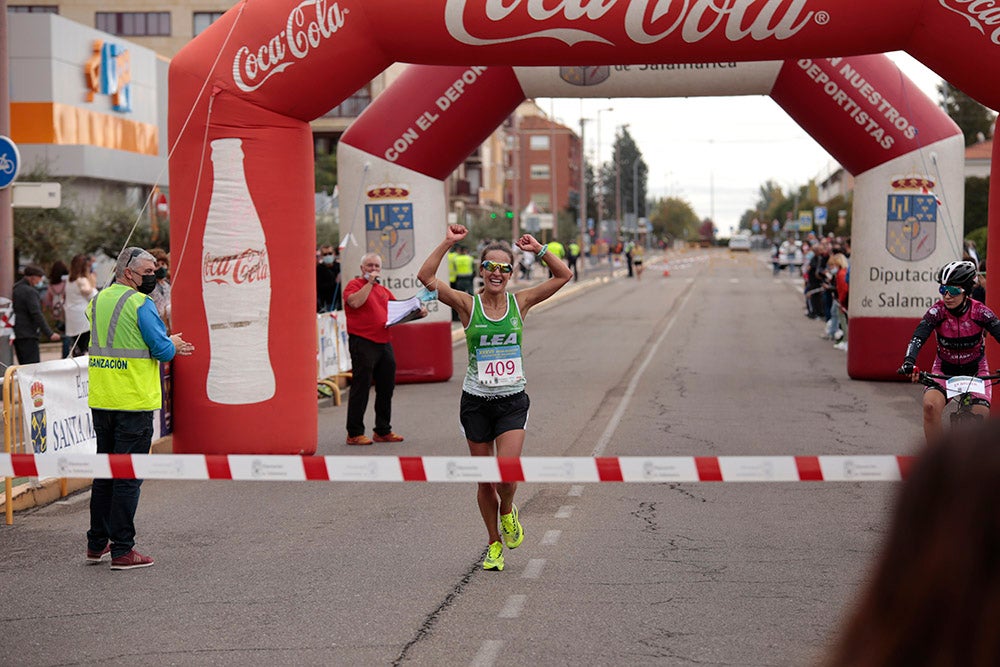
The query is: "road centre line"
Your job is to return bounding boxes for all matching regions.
[498,594,527,619]
[568,485,584,496]
[591,284,697,457]
[522,559,545,579]
[555,505,574,519]
[471,639,503,667]
[540,529,561,545]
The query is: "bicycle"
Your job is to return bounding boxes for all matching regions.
[898,367,1000,427]
[0,153,14,175]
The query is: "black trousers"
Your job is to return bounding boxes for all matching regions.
[87,410,153,557]
[13,338,40,365]
[347,335,396,437]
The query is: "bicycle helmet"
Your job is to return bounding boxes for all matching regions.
[937,260,977,292]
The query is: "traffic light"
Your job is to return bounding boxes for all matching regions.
[505,211,514,219]
[490,212,497,219]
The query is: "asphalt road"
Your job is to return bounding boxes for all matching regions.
[1,249,926,666]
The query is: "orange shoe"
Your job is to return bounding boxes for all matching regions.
[373,431,404,443]
[346,434,373,446]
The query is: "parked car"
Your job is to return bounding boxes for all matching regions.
[728,234,751,251]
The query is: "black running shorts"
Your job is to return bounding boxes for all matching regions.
[459,391,530,443]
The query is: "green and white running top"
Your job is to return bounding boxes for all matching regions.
[463,292,526,398]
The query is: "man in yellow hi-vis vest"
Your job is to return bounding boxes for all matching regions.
[86,247,194,571]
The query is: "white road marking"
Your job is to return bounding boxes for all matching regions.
[471,640,504,667]
[498,594,527,619]
[591,285,697,456]
[540,529,561,545]
[522,558,545,579]
[555,505,574,519]
[568,485,584,497]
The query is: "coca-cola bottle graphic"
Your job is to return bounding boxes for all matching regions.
[202,137,275,404]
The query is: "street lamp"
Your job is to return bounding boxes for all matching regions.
[595,106,613,241]
[615,123,630,241]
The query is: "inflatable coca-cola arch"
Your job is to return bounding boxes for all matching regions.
[169,0,1000,455]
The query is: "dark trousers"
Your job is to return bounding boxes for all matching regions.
[347,335,396,437]
[13,338,40,365]
[87,410,153,557]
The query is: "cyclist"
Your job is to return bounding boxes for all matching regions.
[899,260,1000,443]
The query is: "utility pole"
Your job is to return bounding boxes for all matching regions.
[1,0,15,367]
[579,117,587,266]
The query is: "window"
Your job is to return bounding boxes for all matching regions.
[193,11,224,36]
[8,5,58,12]
[96,12,171,37]
[530,193,551,210]
[529,164,550,180]
[529,135,550,150]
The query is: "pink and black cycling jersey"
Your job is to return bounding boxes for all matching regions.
[905,299,1000,375]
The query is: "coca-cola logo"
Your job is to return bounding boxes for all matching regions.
[233,0,348,93]
[939,0,1000,44]
[203,249,270,285]
[444,0,825,46]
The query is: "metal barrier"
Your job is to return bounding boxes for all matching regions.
[2,364,72,525]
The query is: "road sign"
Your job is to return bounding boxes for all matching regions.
[0,136,21,189]
[12,182,61,208]
[798,212,813,232]
[814,206,828,225]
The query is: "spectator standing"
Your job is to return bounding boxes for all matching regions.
[85,247,194,570]
[827,253,850,350]
[343,252,427,445]
[567,239,581,282]
[12,266,60,364]
[824,421,1000,667]
[623,239,635,277]
[632,244,645,280]
[149,248,172,329]
[454,245,475,295]
[316,244,341,312]
[43,261,69,356]
[547,239,565,278]
[64,254,98,357]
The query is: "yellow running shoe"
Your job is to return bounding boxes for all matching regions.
[483,541,504,571]
[499,504,524,549]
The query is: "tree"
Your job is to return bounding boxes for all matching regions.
[315,151,337,194]
[648,196,699,243]
[75,192,158,259]
[964,176,990,235]
[606,126,648,233]
[940,83,996,146]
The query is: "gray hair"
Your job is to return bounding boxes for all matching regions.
[360,252,383,267]
[115,247,154,279]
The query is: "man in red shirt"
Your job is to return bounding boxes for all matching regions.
[343,252,425,445]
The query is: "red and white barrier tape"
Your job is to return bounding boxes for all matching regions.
[1,454,914,483]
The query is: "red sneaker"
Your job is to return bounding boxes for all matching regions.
[345,434,373,446]
[110,549,155,570]
[86,544,111,563]
[373,432,404,443]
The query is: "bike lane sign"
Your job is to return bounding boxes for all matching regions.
[0,135,21,189]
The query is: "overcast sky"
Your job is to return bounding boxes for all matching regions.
[537,52,943,235]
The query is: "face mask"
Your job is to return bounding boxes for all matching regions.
[136,273,157,294]
[155,267,168,280]
[322,255,335,266]
[830,267,839,275]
